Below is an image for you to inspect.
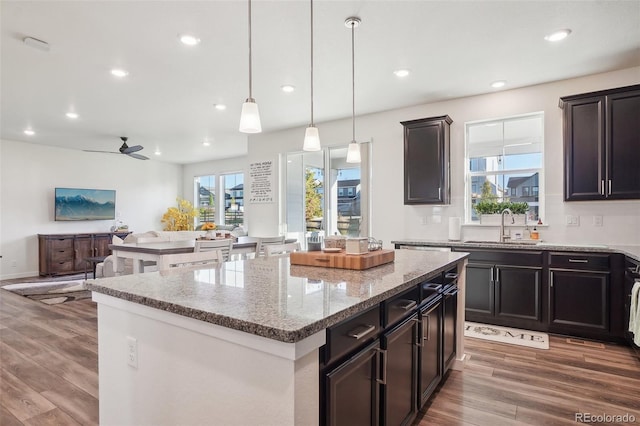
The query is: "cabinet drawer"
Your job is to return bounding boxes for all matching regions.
[49,238,74,250]
[51,248,74,262]
[325,305,381,366]
[466,249,543,267]
[384,285,420,327]
[49,260,74,273]
[549,252,609,271]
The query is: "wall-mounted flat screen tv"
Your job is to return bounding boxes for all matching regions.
[55,188,116,221]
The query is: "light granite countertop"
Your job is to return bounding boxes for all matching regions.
[392,239,640,262]
[85,249,468,343]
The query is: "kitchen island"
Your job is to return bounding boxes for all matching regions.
[85,249,468,426]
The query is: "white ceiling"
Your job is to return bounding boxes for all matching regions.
[2,0,639,164]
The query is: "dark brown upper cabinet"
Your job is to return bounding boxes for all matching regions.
[402,115,452,204]
[560,84,640,201]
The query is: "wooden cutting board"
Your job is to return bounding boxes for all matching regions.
[290,249,395,270]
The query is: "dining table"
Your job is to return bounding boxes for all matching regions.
[109,237,261,274]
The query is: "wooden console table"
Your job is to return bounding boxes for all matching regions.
[38,232,131,276]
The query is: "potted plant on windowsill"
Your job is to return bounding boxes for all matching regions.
[474,201,529,225]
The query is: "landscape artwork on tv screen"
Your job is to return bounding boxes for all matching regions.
[55,188,116,221]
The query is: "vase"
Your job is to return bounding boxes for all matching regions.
[205,230,215,239]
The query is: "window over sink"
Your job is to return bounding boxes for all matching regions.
[465,112,545,224]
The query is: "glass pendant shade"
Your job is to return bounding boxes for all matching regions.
[239,99,262,133]
[303,125,321,151]
[346,141,361,163]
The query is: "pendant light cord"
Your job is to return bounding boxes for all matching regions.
[351,21,355,143]
[310,0,314,126]
[248,0,253,101]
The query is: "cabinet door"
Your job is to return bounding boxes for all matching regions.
[465,263,494,316]
[563,96,605,200]
[73,235,93,271]
[382,316,418,426]
[93,234,112,257]
[442,286,458,372]
[495,265,542,321]
[419,300,442,408]
[325,341,380,426]
[402,116,451,204]
[549,269,609,332]
[607,90,640,199]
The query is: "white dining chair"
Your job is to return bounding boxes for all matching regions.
[265,242,301,257]
[195,238,234,261]
[255,236,285,257]
[158,250,222,271]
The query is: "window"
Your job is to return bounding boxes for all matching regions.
[465,112,544,223]
[195,175,215,227]
[194,172,244,228]
[222,172,244,226]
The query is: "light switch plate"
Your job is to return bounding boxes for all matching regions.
[566,215,580,226]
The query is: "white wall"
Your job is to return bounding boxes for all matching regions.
[0,139,183,279]
[248,66,640,247]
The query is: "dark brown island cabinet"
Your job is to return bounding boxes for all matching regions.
[401,115,452,205]
[560,84,640,201]
[321,267,459,426]
[38,232,130,276]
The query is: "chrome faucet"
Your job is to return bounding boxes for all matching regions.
[500,208,514,242]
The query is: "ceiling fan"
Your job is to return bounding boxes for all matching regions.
[85,136,149,160]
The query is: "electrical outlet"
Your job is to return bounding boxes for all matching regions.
[593,215,603,227]
[127,336,138,368]
[565,215,580,226]
[11,260,17,268]
[420,216,428,225]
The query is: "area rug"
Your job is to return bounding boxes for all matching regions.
[464,321,549,350]
[1,280,90,305]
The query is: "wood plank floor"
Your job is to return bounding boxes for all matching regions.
[2,281,639,425]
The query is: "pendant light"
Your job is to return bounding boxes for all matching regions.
[345,17,361,163]
[239,0,262,133]
[303,0,321,151]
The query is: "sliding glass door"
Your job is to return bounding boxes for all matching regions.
[285,143,370,248]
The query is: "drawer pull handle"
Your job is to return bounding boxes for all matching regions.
[396,300,417,311]
[568,259,588,263]
[347,324,376,340]
[315,258,330,262]
[375,348,387,385]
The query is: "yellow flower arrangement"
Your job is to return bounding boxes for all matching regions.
[161,198,198,231]
[201,222,216,231]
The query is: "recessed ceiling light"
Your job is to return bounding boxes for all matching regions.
[393,69,410,78]
[281,85,295,93]
[214,104,226,111]
[66,112,78,119]
[491,80,507,88]
[544,29,571,42]
[154,150,162,156]
[110,69,129,78]
[24,129,35,136]
[203,141,211,147]
[179,34,201,46]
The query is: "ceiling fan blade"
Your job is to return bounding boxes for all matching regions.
[127,152,149,160]
[122,144,143,154]
[83,149,120,154]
